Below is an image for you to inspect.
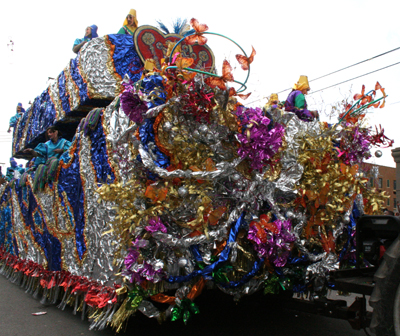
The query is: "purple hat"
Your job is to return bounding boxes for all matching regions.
[10,158,17,168]
[84,25,98,39]
[90,25,98,38]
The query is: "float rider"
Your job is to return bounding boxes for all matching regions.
[117,9,138,35]
[284,75,319,121]
[73,25,98,54]
[7,103,25,133]
[23,126,72,167]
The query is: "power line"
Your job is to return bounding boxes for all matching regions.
[309,61,400,94]
[276,46,400,95]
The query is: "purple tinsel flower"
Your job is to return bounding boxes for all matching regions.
[120,82,148,124]
[338,126,372,165]
[124,237,147,269]
[145,217,167,233]
[247,219,295,267]
[123,237,165,284]
[235,106,285,170]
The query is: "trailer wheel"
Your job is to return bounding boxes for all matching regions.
[370,238,400,336]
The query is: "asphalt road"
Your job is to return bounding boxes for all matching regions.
[0,274,368,336]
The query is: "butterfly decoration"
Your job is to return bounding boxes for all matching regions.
[340,163,359,177]
[175,57,196,82]
[353,82,387,109]
[249,214,279,244]
[321,231,335,253]
[207,206,227,226]
[229,87,251,100]
[185,18,208,45]
[204,157,216,171]
[373,82,387,108]
[175,56,194,69]
[353,85,373,107]
[144,185,168,203]
[235,46,256,71]
[205,60,234,91]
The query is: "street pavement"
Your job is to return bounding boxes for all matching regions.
[0,274,368,336]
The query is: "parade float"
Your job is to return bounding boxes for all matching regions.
[0,18,396,334]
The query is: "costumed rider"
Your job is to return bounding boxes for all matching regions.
[7,103,25,133]
[263,93,283,120]
[0,166,5,185]
[23,126,72,167]
[73,25,98,54]
[284,75,319,121]
[117,9,138,35]
[5,158,25,181]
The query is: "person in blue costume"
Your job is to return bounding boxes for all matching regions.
[73,25,98,54]
[23,126,72,167]
[284,76,319,121]
[7,103,25,133]
[5,158,25,181]
[0,166,5,185]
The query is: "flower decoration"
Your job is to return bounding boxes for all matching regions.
[369,124,394,148]
[123,238,166,284]
[120,81,148,124]
[248,214,295,267]
[145,216,167,233]
[235,106,285,170]
[338,126,372,165]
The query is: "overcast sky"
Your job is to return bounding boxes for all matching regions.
[1,0,399,170]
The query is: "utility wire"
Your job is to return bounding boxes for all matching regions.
[248,59,400,106]
[276,46,400,94]
[309,61,400,94]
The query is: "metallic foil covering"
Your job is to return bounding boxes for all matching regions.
[79,37,118,100]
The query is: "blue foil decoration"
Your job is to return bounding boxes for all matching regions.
[190,245,203,263]
[14,183,62,270]
[88,113,115,183]
[166,213,245,283]
[138,119,170,169]
[58,71,71,114]
[107,34,143,83]
[0,204,14,254]
[57,135,86,260]
[69,57,89,104]
[219,258,265,288]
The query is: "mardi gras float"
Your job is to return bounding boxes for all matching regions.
[0,18,394,332]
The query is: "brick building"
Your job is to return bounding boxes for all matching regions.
[363,163,397,214]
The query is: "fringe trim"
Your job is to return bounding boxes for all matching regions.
[0,249,121,331]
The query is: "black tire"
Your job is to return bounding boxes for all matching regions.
[370,237,400,335]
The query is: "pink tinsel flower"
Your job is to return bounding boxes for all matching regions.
[120,81,148,124]
[235,106,285,170]
[338,125,371,165]
[123,237,165,284]
[247,218,295,267]
[145,217,167,233]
